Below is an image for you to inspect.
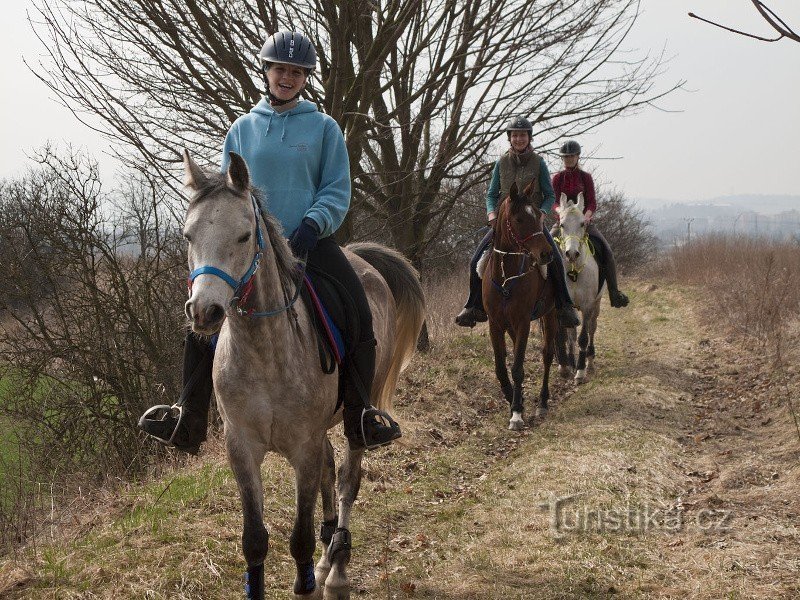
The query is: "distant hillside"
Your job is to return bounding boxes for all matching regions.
[634,194,800,215]
[634,194,800,242]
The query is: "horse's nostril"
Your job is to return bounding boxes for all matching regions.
[185,302,194,321]
[207,304,225,324]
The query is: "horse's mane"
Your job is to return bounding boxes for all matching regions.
[192,174,299,294]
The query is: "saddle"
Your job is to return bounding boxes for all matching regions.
[300,264,360,375]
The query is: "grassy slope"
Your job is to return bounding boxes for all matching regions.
[1,280,798,599]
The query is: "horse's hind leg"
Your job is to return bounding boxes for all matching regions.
[537,312,557,418]
[289,439,327,599]
[315,437,337,587]
[227,435,269,600]
[555,325,574,379]
[324,446,365,600]
[508,322,529,431]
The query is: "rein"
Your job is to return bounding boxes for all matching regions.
[490,212,551,296]
[187,194,304,319]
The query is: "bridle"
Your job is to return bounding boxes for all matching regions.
[491,205,552,294]
[187,194,303,318]
[554,212,594,281]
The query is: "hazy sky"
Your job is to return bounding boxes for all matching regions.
[2,1,799,203]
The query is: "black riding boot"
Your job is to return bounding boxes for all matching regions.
[342,339,402,450]
[455,228,493,328]
[138,331,213,455]
[545,230,580,328]
[587,226,629,308]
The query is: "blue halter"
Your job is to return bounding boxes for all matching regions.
[187,195,265,299]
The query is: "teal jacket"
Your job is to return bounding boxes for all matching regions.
[221,99,350,238]
[485,155,555,216]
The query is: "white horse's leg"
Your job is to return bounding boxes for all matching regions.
[574,316,590,384]
[324,445,365,600]
[227,433,269,600]
[586,304,600,374]
[315,438,337,587]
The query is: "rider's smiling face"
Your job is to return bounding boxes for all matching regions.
[266,64,308,101]
[509,131,530,152]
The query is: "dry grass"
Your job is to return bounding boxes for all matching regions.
[1,274,798,598]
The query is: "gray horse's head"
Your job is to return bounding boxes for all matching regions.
[555,192,586,263]
[182,150,257,334]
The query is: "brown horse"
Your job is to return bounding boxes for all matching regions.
[482,182,558,430]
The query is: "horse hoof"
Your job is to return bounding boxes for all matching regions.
[535,405,549,419]
[295,585,323,600]
[558,365,573,379]
[508,412,525,431]
[574,371,588,384]
[587,362,595,374]
[323,586,350,600]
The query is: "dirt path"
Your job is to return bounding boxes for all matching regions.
[1,280,798,599]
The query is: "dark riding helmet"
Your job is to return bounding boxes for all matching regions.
[258,31,317,72]
[506,116,533,139]
[558,140,581,156]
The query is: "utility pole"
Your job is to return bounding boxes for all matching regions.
[684,218,695,244]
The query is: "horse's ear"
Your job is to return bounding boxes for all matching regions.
[226,152,251,194]
[576,192,585,213]
[183,149,207,194]
[509,182,519,199]
[556,192,568,215]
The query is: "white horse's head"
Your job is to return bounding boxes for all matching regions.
[555,192,586,263]
[182,149,257,335]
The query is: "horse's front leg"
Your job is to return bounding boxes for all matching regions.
[586,304,600,374]
[538,312,558,418]
[290,439,326,599]
[489,321,513,407]
[227,434,269,600]
[575,315,591,384]
[324,445,365,600]
[508,320,530,431]
[314,437,338,589]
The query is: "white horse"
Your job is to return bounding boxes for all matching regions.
[554,192,604,383]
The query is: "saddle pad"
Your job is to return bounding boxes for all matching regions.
[303,274,345,365]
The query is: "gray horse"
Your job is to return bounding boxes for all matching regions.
[181,150,425,599]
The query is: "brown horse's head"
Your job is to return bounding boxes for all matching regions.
[495,182,553,265]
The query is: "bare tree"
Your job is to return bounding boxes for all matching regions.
[31,0,680,263]
[689,1,800,43]
[0,148,186,483]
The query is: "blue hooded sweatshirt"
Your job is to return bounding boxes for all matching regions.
[221,98,350,239]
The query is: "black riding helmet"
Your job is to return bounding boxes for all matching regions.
[258,31,317,105]
[559,140,581,156]
[506,116,533,140]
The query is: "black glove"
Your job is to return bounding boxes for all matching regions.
[289,217,320,258]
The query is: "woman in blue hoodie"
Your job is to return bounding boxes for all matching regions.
[139,32,401,453]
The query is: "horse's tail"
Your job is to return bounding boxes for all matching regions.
[347,242,426,413]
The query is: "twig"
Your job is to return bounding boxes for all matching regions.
[688,1,800,44]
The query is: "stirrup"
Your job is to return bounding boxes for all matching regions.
[358,407,402,450]
[138,403,193,451]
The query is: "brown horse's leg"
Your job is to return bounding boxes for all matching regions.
[508,319,530,431]
[315,438,337,586]
[227,435,269,600]
[538,311,558,418]
[489,321,513,408]
[555,324,575,379]
[290,440,325,598]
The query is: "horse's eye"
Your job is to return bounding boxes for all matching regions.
[183,233,192,242]
[237,232,251,244]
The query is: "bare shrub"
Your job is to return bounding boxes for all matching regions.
[661,234,800,364]
[0,149,187,548]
